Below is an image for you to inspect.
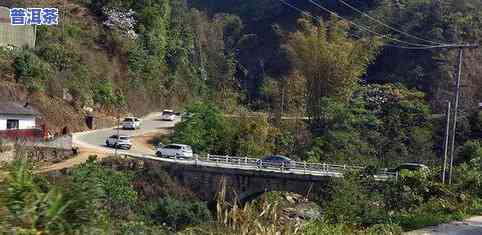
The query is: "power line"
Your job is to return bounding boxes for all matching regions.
[307,0,436,47]
[336,0,452,46]
[382,44,478,50]
[278,0,424,49]
[279,0,475,50]
[279,0,322,21]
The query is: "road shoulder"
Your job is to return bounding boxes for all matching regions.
[405,216,482,235]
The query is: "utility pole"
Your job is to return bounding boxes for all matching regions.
[442,101,451,184]
[448,48,463,185]
[444,44,479,184]
[114,113,120,157]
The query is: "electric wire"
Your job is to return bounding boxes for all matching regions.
[307,0,436,47]
[336,0,452,46]
[279,0,463,50]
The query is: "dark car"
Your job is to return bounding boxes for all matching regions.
[389,163,430,174]
[256,155,294,170]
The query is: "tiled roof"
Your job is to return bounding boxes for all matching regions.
[0,102,38,116]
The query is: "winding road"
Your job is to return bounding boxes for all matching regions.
[69,112,482,234]
[73,112,179,155]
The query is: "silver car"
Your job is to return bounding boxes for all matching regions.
[122,117,141,130]
[156,144,193,158]
[161,110,176,121]
[106,135,132,150]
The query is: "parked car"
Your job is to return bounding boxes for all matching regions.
[122,117,141,130]
[161,109,176,121]
[388,163,430,174]
[106,135,132,150]
[156,144,193,158]
[256,155,295,170]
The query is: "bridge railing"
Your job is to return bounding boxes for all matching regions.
[191,154,396,177]
[133,153,397,179]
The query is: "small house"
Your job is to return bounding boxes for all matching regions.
[0,102,42,139]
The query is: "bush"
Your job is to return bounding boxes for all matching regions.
[93,79,116,105]
[172,101,235,154]
[1,158,71,233]
[323,174,388,226]
[303,221,352,235]
[62,157,138,226]
[456,140,482,164]
[150,197,212,230]
[118,221,168,235]
[13,49,53,92]
[364,224,403,235]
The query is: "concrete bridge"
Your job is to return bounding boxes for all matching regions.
[157,161,332,203]
[131,154,394,203]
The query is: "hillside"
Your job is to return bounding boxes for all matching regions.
[0,0,480,129]
[0,0,481,234]
[0,0,170,131]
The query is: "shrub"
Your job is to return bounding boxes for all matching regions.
[363,224,403,235]
[93,79,116,105]
[119,221,168,235]
[13,49,53,92]
[62,157,138,226]
[323,174,388,226]
[302,221,352,235]
[150,197,212,230]
[456,140,482,164]
[1,158,71,233]
[172,101,235,154]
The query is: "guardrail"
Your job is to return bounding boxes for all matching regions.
[133,153,397,180]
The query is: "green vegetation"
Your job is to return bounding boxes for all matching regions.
[0,0,481,234]
[1,141,481,234]
[171,101,278,157]
[0,155,214,234]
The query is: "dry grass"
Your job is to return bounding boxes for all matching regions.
[182,178,304,235]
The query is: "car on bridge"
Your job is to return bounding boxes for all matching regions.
[256,155,295,170]
[105,135,132,150]
[386,163,430,175]
[156,144,193,159]
[122,117,141,130]
[396,163,429,172]
[161,109,176,121]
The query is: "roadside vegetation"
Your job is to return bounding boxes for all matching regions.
[0,0,481,234]
[0,144,481,234]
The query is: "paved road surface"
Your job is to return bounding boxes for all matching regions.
[73,112,179,155]
[72,114,481,234]
[405,216,482,235]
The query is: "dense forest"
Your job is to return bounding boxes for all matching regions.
[0,0,481,234]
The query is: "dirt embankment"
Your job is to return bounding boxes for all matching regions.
[0,81,118,134]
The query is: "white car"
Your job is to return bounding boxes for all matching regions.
[106,135,132,150]
[122,117,141,130]
[156,144,193,158]
[161,110,176,121]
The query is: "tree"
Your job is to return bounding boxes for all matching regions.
[288,17,380,130]
[172,102,235,154]
[190,11,243,110]
[235,112,278,157]
[306,98,378,165]
[356,84,435,166]
[13,49,53,92]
